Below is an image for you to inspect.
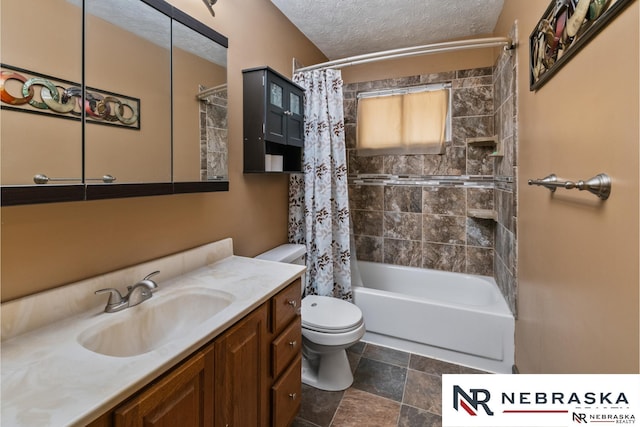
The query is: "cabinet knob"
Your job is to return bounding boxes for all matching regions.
[287,299,297,308]
[288,393,297,400]
[289,340,297,347]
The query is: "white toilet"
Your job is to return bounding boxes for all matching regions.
[256,244,365,391]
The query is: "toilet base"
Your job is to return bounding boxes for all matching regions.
[301,349,354,391]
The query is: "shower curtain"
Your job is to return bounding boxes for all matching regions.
[288,69,351,300]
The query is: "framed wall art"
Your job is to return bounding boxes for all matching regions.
[0,64,140,129]
[529,0,636,91]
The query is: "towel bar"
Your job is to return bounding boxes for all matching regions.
[33,174,116,184]
[527,173,611,200]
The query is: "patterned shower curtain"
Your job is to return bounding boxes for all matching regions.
[288,69,351,300]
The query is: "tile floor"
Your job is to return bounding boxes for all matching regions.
[292,342,486,427]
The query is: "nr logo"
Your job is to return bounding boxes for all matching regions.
[573,412,588,423]
[453,385,495,416]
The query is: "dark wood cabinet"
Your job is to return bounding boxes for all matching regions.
[243,67,305,173]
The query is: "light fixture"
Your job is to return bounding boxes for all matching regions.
[202,0,217,17]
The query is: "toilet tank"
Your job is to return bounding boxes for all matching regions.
[256,244,307,293]
[256,244,306,265]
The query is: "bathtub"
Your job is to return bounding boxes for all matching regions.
[352,261,514,373]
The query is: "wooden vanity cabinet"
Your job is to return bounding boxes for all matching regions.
[242,67,305,173]
[87,278,303,427]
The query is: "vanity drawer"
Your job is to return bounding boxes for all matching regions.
[272,356,302,427]
[272,316,302,378]
[272,279,301,334]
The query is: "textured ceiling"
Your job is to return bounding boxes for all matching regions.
[271,0,505,60]
[67,0,226,67]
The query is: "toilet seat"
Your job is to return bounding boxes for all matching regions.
[302,321,366,347]
[302,295,364,333]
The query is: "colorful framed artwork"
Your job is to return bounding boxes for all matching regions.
[0,64,140,129]
[529,0,636,91]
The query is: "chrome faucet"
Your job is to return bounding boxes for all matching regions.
[95,271,160,313]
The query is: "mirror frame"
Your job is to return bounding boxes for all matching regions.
[1,0,229,206]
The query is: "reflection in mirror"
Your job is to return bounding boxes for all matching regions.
[1,0,228,205]
[0,0,83,185]
[85,0,172,184]
[172,20,228,182]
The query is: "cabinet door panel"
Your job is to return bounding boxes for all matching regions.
[214,304,269,427]
[265,77,287,145]
[267,109,286,140]
[286,115,304,148]
[287,90,304,147]
[114,344,214,427]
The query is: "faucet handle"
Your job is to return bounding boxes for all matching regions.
[127,271,161,292]
[144,271,160,281]
[131,270,160,293]
[95,288,124,305]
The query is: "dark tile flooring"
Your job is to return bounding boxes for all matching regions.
[292,342,485,427]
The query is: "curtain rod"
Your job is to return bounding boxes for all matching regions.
[357,82,451,99]
[294,36,514,73]
[196,83,228,100]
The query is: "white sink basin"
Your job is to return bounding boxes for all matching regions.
[78,288,234,357]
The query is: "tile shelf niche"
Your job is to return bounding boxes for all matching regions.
[467,208,497,221]
[466,135,500,222]
[466,136,503,157]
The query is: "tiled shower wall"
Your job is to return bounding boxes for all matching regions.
[345,35,518,314]
[199,86,228,180]
[493,24,518,315]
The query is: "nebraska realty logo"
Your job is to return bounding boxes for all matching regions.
[442,374,640,427]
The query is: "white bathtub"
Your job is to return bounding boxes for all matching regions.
[352,261,514,373]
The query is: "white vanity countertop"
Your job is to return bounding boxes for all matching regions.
[1,253,304,427]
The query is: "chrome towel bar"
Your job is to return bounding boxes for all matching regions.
[33,174,116,184]
[528,173,611,200]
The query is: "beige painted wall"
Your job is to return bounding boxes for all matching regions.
[0,0,326,301]
[495,0,639,373]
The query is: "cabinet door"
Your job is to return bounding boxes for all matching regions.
[214,304,269,427]
[114,344,214,427]
[265,73,288,145]
[286,89,304,148]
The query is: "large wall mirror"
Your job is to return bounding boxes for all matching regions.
[0,0,228,205]
[172,18,228,183]
[1,0,83,189]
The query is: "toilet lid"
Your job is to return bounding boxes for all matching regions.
[302,295,363,332]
